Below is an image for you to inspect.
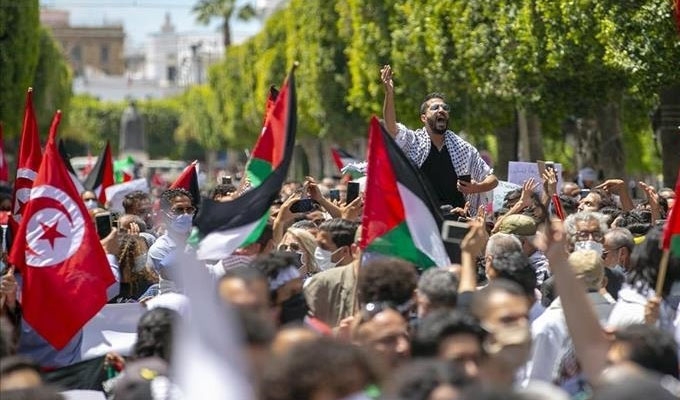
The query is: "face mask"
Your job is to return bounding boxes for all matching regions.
[84,199,98,210]
[279,293,308,325]
[169,214,193,234]
[314,247,343,271]
[133,253,147,272]
[574,240,603,256]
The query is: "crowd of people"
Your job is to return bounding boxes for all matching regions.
[0,65,678,400]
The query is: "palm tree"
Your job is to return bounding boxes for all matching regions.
[193,0,257,50]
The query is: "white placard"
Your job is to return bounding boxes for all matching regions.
[80,303,146,360]
[507,161,563,192]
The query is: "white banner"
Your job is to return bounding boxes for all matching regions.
[81,303,145,360]
[492,180,522,211]
[104,179,149,213]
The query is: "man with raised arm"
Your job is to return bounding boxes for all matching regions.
[380,65,498,213]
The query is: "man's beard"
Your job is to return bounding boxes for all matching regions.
[426,114,448,135]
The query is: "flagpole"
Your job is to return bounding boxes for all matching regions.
[655,249,670,295]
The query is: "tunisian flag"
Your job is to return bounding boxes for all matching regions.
[8,111,115,350]
[11,88,43,233]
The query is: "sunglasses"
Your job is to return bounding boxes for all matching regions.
[278,242,301,252]
[429,103,450,112]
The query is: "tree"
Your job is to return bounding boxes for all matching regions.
[33,27,73,135]
[193,0,257,49]
[0,0,40,137]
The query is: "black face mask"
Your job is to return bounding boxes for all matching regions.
[279,293,308,325]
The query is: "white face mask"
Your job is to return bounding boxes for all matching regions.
[314,247,343,271]
[169,214,193,234]
[574,240,603,257]
[84,199,98,210]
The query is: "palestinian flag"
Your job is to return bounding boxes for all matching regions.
[58,139,85,194]
[360,117,450,269]
[193,68,296,261]
[244,85,283,189]
[331,147,360,173]
[170,160,200,205]
[662,168,680,257]
[83,141,114,204]
[114,156,135,183]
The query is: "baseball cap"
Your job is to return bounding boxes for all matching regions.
[568,250,604,290]
[497,214,537,236]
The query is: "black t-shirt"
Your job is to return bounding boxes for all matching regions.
[420,142,466,208]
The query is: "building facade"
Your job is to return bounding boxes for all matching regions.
[40,9,125,76]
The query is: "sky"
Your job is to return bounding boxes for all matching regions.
[40,0,263,49]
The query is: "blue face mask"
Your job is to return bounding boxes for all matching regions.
[169,214,193,234]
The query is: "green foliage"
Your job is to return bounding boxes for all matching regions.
[63,95,185,159]
[0,0,40,136]
[32,27,73,135]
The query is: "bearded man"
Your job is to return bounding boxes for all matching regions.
[381,65,497,212]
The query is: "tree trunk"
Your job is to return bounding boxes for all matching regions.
[494,123,517,181]
[299,137,322,179]
[657,85,680,187]
[516,107,530,161]
[596,101,626,180]
[573,117,600,173]
[223,19,232,49]
[527,112,545,162]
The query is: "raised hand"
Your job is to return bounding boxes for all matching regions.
[380,65,394,92]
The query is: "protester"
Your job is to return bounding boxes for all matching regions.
[416,268,459,318]
[380,65,498,213]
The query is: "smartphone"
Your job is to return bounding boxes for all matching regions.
[458,175,471,183]
[95,213,113,239]
[329,189,340,202]
[441,220,470,245]
[290,198,314,213]
[346,182,360,204]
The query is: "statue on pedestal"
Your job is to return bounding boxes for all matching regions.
[119,100,148,161]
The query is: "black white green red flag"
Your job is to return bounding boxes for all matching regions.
[360,117,450,269]
[193,68,296,260]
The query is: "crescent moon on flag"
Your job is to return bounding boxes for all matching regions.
[25,185,85,268]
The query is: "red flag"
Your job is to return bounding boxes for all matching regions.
[170,160,200,203]
[8,111,115,350]
[331,147,360,173]
[662,168,680,255]
[83,142,114,204]
[264,85,279,123]
[0,124,9,182]
[11,88,43,232]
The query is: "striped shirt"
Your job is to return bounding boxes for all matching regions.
[394,123,493,214]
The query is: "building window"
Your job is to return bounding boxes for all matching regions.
[167,66,177,83]
[101,45,109,64]
[71,45,81,62]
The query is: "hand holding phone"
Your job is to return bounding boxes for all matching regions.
[95,213,114,239]
[329,189,340,202]
[346,182,360,205]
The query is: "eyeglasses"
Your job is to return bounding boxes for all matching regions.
[575,230,604,242]
[169,206,196,216]
[429,103,450,112]
[278,242,301,252]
